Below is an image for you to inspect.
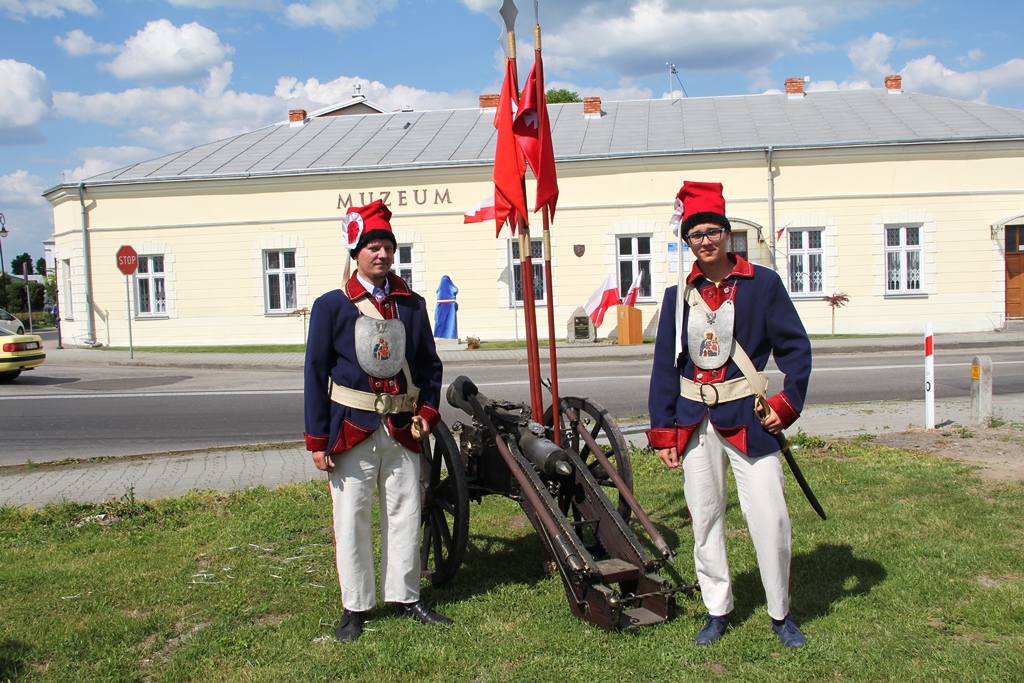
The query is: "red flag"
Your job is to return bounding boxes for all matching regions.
[513,51,559,219]
[464,194,496,223]
[493,57,528,237]
[622,270,644,307]
[584,274,619,327]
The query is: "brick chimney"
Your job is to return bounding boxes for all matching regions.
[289,109,307,127]
[885,74,902,93]
[785,77,805,98]
[583,96,602,117]
[479,94,499,109]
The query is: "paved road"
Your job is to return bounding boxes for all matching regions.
[2,328,1022,507]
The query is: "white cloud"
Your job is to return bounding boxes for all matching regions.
[0,59,53,128]
[283,0,396,31]
[54,29,118,56]
[101,20,234,83]
[0,170,49,207]
[847,32,895,85]
[959,48,985,67]
[539,2,815,79]
[842,32,1024,103]
[1,0,96,20]
[276,75,479,112]
[54,84,283,150]
[62,146,156,183]
[168,0,277,7]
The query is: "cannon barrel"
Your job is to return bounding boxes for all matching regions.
[518,431,573,477]
[448,375,571,477]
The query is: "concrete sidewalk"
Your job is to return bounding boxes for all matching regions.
[39,328,1024,370]
[3,328,1022,508]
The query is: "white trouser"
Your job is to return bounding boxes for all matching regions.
[328,426,421,612]
[682,417,792,620]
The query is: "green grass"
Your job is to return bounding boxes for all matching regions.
[2,442,1023,682]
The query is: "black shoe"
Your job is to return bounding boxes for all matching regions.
[694,613,729,646]
[335,610,365,642]
[397,600,453,626]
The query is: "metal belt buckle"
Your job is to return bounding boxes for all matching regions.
[373,393,394,414]
[699,383,720,407]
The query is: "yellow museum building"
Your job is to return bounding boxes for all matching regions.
[44,76,1024,348]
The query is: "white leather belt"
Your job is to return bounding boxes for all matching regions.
[680,373,767,407]
[330,383,417,414]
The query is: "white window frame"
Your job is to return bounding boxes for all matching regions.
[264,249,298,313]
[61,258,73,321]
[509,238,546,307]
[395,244,414,291]
[616,234,653,301]
[786,228,825,296]
[885,224,923,294]
[135,255,167,317]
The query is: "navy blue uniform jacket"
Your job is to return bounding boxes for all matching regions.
[647,256,812,458]
[303,273,443,455]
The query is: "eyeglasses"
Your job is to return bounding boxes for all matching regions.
[686,228,727,245]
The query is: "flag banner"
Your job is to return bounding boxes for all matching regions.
[622,270,644,307]
[493,57,528,237]
[584,273,619,327]
[464,195,496,223]
[513,51,559,218]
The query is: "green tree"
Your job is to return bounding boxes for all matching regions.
[546,88,581,103]
[35,257,47,276]
[11,252,33,277]
[5,280,45,313]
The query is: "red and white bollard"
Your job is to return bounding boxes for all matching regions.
[924,322,935,429]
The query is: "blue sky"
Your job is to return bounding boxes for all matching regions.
[2,0,1023,266]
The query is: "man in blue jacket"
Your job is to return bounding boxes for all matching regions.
[304,200,451,642]
[647,181,812,648]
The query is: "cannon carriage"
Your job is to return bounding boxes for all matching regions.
[418,375,696,631]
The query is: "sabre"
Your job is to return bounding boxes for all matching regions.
[756,399,827,521]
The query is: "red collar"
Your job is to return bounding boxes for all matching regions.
[344,272,412,301]
[685,253,755,285]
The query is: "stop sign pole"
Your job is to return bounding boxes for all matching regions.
[116,245,138,358]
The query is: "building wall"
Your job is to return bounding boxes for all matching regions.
[48,141,1024,347]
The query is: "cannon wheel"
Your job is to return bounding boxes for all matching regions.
[420,420,469,587]
[544,396,633,522]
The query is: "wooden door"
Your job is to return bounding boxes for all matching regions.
[1007,226,1024,319]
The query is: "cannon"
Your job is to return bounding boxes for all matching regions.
[418,375,696,631]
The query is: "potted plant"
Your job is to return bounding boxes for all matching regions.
[465,336,481,349]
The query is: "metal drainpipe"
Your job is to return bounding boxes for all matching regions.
[766,145,777,271]
[78,182,97,345]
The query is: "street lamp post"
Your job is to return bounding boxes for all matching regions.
[0,213,8,311]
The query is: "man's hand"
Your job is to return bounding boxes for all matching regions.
[657,447,680,469]
[760,406,783,434]
[312,450,333,472]
[410,416,431,440]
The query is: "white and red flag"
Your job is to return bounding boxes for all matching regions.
[464,195,496,224]
[584,273,619,327]
[493,57,528,237]
[622,270,644,307]
[513,50,558,219]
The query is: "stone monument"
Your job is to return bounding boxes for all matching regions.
[566,306,596,344]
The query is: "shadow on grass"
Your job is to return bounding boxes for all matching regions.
[429,530,549,603]
[731,543,887,625]
[0,639,30,681]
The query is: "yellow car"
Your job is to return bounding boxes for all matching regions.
[0,329,45,381]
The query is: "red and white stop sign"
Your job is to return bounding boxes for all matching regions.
[116,245,139,275]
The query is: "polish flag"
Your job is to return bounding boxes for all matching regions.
[464,195,496,223]
[584,274,619,327]
[622,270,644,307]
